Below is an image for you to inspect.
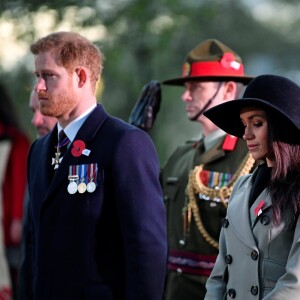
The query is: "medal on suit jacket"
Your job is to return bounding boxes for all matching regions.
[68,177,78,194]
[52,133,71,169]
[52,146,62,170]
[87,163,97,193]
[67,163,98,194]
[68,165,79,194]
[78,182,87,193]
[77,164,87,193]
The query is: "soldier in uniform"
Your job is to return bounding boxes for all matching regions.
[161,39,255,300]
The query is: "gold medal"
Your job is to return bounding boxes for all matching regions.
[77,182,87,194]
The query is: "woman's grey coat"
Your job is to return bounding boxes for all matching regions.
[205,167,300,299]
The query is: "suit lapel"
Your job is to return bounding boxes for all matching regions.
[44,105,108,201]
[227,176,257,248]
[250,190,272,228]
[43,127,59,186]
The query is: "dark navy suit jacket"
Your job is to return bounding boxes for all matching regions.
[20,104,167,300]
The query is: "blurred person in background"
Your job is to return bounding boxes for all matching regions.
[18,90,57,299]
[0,82,30,299]
[29,90,57,138]
[0,118,13,299]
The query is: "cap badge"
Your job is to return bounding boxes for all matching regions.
[220,52,241,70]
[183,62,191,77]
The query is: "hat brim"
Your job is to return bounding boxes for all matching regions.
[204,98,300,139]
[163,75,254,86]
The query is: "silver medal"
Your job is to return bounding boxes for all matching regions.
[67,181,78,194]
[87,181,96,193]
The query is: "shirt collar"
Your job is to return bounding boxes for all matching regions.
[57,104,97,142]
[203,129,226,151]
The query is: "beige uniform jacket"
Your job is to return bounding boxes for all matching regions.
[205,168,300,299]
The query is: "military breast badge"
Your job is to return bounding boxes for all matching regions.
[52,150,63,170]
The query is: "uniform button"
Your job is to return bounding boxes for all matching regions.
[260,215,270,225]
[222,218,229,228]
[251,250,258,260]
[179,239,186,247]
[251,285,259,295]
[225,254,233,264]
[228,288,236,298]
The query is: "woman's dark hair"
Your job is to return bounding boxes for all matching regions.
[267,115,300,227]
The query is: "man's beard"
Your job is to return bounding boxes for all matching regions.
[39,89,77,118]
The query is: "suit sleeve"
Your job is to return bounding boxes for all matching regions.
[112,128,167,300]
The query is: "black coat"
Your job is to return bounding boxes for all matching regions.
[20,104,167,300]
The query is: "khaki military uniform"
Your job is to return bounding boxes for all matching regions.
[205,167,300,299]
[162,134,253,300]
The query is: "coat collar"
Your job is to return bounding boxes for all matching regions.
[250,190,272,228]
[197,136,226,165]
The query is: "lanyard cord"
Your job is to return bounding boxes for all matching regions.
[190,82,224,121]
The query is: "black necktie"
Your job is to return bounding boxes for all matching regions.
[58,130,70,158]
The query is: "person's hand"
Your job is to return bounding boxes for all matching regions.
[9,219,22,244]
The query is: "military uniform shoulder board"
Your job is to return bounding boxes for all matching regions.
[222,134,238,151]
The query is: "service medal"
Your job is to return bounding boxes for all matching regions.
[67,181,78,194]
[68,168,79,194]
[78,182,87,193]
[87,181,96,193]
[52,149,62,170]
[87,163,98,193]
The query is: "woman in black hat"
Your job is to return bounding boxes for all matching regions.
[204,74,300,299]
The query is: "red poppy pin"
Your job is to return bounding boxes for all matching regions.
[220,52,241,70]
[71,140,86,157]
[254,200,265,217]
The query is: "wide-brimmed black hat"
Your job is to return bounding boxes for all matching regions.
[163,39,254,86]
[203,74,300,141]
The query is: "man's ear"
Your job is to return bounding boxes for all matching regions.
[75,68,87,87]
[223,81,237,100]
